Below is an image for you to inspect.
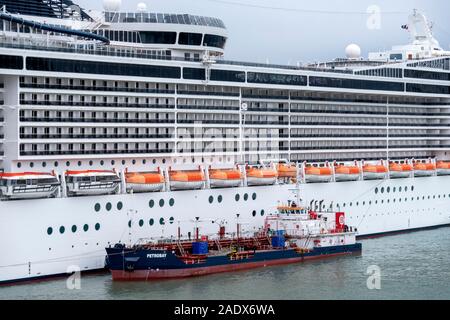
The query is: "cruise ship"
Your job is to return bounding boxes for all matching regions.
[1,0,450,284]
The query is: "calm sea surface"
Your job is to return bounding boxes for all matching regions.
[1,227,450,300]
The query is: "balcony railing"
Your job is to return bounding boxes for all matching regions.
[20,101,175,109]
[20,149,174,156]
[19,134,174,140]
[20,83,175,94]
[20,117,176,124]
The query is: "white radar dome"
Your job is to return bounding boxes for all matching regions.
[103,0,122,12]
[345,44,361,59]
[137,2,148,12]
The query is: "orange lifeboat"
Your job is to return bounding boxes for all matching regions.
[246,167,278,186]
[414,162,436,177]
[169,169,205,190]
[334,165,360,182]
[362,164,387,180]
[389,163,413,179]
[209,169,242,188]
[437,161,450,176]
[126,171,165,193]
[277,164,298,178]
[304,166,332,183]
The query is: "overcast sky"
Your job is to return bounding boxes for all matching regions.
[75,0,450,64]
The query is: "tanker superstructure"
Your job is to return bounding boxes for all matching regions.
[0,0,450,284]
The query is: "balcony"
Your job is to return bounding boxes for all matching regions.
[20,100,175,110]
[20,83,175,95]
[20,117,176,124]
[20,149,175,157]
[20,134,173,140]
[177,119,240,125]
[177,105,240,111]
[177,90,239,97]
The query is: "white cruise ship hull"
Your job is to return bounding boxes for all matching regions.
[1,176,450,284]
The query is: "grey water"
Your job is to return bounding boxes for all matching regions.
[1,227,450,300]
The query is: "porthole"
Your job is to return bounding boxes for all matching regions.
[243,193,249,201]
[139,220,144,227]
[83,224,89,232]
[100,160,104,166]
[169,198,175,207]
[95,223,101,231]
[122,160,126,165]
[132,160,136,165]
[260,210,265,216]
[387,187,390,193]
[89,161,93,166]
[152,159,156,164]
[252,193,257,200]
[405,186,408,192]
[30,162,34,168]
[94,203,101,212]
[159,199,165,207]
[393,187,396,193]
[72,225,77,233]
[117,202,123,210]
[111,160,115,165]
[47,227,53,235]
[235,194,240,202]
[106,202,112,211]
[252,210,256,217]
[399,187,402,192]
[78,161,82,167]
[162,159,166,164]
[159,218,165,225]
[411,186,415,191]
[128,220,132,228]
[54,162,58,167]
[381,187,384,194]
[66,161,70,167]
[142,159,146,165]
[169,217,174,224]
[149,199,155,208]
[149,219,154,226]
[218,195,223,203]
[375,188,378,194]
[17,163,22,168]
[208,196,214,204]
[42,162,47,168]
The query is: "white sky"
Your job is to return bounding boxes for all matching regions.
[75,0,450,64]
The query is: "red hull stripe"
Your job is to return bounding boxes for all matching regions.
[111,251,360,281]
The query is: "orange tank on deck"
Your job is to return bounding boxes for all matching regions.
[209,169,242,188]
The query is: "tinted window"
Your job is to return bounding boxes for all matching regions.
[405,69,450,81]
[248,72,307,86]
[26,57,181,79]
[210,69,245,82]
[139,31,176,44]
[310,76,404,92]
[406,83,450,95]
[203,34,226,49]
[184,68,206,80]
[0,55,23,70]
[179,33,202,45]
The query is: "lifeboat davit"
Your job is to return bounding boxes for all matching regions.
[0,172,60,200]
[304,167,332,183]
[277,164,298,178]
[334,165,360,182]
[437,161,450,176]
[414,162,436,177]
[126,172,165,193]
[209,169,242,188]
[389,163,413,179]
[363,165,387,180]
[246,168,278,186]
[169,170,205,190]
[65,170,121,196]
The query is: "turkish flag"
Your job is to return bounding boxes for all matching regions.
[335,212,345,230]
